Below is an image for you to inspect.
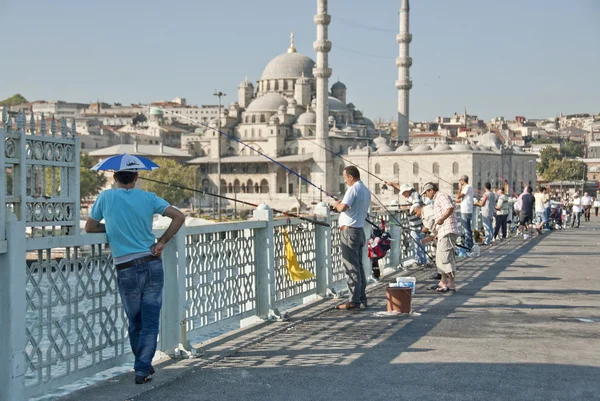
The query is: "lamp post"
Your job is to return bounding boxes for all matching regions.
[213,90,226,221]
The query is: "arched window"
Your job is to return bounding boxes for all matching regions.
[241,184,246,193]
[251,115,256,123]
[274,80,279,90]
[433,162,440,176]
[413,162,419,175]
[452,162,459,175]
[254,183,259,193]
[283,81,289,90]
[247,179,253,193]
[375,163,381,174]
[393,163,399,175]
[201,179,210,191]
[260,114,265,123]
[266,81,271,91]
[220,179,227,194]
[234,179,240,193]
[227,183,233,193]
[260,179,270,193]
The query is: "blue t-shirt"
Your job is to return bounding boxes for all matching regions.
[90,189,170,258]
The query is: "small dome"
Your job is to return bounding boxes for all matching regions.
[296,111,316,125]
[328,96,349,112]
[260,52,316,80]
[434,143,452,151]
[239,77,253,88]
[373,135,387,148]
[149,107,163,116]
[395,143,412,153]
[246,93,288,112]
[478,132,502,149]
[377,144,393,154]
[451,144,473,151]
[343,126,357,135]
[413,144,432,152]
[332,81,347,90]
[269,115,280,125]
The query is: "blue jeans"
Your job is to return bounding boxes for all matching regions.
[410,230,427,264]
[117,258,164,377]
[461,213,473,249]
[481,216,493,244]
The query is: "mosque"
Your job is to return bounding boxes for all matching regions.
[183,0,536,211]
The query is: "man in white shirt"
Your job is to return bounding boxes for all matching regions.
[331,166,371,310]
[581,192,592,222]
[571,193,582,228]
[456,175,474,252]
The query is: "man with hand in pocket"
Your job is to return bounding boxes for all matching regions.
[85,168,185,384]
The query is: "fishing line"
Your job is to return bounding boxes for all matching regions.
[139,176,330,227]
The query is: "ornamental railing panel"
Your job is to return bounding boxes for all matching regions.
[272,219,317,304]
[330,216,345,283]
[184,224,259,333]
[23,237,129,398]
[1,107,80,244]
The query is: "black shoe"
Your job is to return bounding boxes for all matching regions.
[135,375,152,384]
[149,366,155,376]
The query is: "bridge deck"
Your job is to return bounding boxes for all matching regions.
[60,222,600,401]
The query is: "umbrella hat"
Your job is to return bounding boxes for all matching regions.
[90,153,160,172]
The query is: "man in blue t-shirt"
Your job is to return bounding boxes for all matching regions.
[85,169,184,384]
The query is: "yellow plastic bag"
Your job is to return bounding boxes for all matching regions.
[281,228,315,282]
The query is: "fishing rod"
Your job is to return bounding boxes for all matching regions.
[139,176,330,228]
[157,108,342,202]
[160,109,435,261]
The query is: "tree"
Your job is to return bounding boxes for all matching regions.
[0,94,28,107]
[544,159,586,181]
[562,140,584,158]
[532,137,553,145]
[80,153,107,200]
[538,146,562,176]
[139,158,196,205]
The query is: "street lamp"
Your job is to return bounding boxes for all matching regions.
[213,90,226,221]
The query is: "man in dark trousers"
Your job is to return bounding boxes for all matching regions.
[519,186,535,239]
[85,169,185,384]
[331,166,371,310]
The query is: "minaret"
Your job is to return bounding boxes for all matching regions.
[396,0,412,143]
[313,0,333,195]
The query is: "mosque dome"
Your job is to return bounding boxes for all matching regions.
[395,143,412,153]
[343,126,357,135]
[310,96,349,112]
[413,144,432,152]
[377,144,393,154]
[246,93,289,112]
[373,135,387,148]
[260,52,316,80]
[332,81,347,90]
[296,111,316,125]
[434,143,452,151]
[451,144,473,151]
[478,132,502,149]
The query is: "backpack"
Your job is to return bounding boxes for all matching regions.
[368,219,392,260]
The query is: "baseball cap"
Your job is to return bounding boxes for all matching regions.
[460,175,469,181]
[421,182,435,195]
[399,183,413,193]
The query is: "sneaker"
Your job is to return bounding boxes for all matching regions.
[135,375,152,385]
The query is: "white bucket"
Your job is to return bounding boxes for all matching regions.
[396,276,416,294]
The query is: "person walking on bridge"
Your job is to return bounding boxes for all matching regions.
[494,188,509,241]
[332,166,371,310]
[85,169,185,384]
[571,193,582,228]
[581,192,592,222]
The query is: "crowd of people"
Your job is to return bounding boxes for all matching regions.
[383,176,597,294]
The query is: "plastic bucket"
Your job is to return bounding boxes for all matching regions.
[396,277,416,294]
[386,287,412,313]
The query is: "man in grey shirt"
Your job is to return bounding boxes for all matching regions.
[331,166,371,310]
[475,182,495,245]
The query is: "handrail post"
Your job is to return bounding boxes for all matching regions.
[253,205,281,320]
[314,203,333,297]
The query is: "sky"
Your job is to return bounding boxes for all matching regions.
[0,0,598,122]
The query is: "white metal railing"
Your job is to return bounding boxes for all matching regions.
[1,203,409,400]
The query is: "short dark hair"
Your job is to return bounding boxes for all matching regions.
[344,166,360,180]
[114,171,138,185]
[526,186,532,193]
[539,186,546,192]
[485,182,491,190]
